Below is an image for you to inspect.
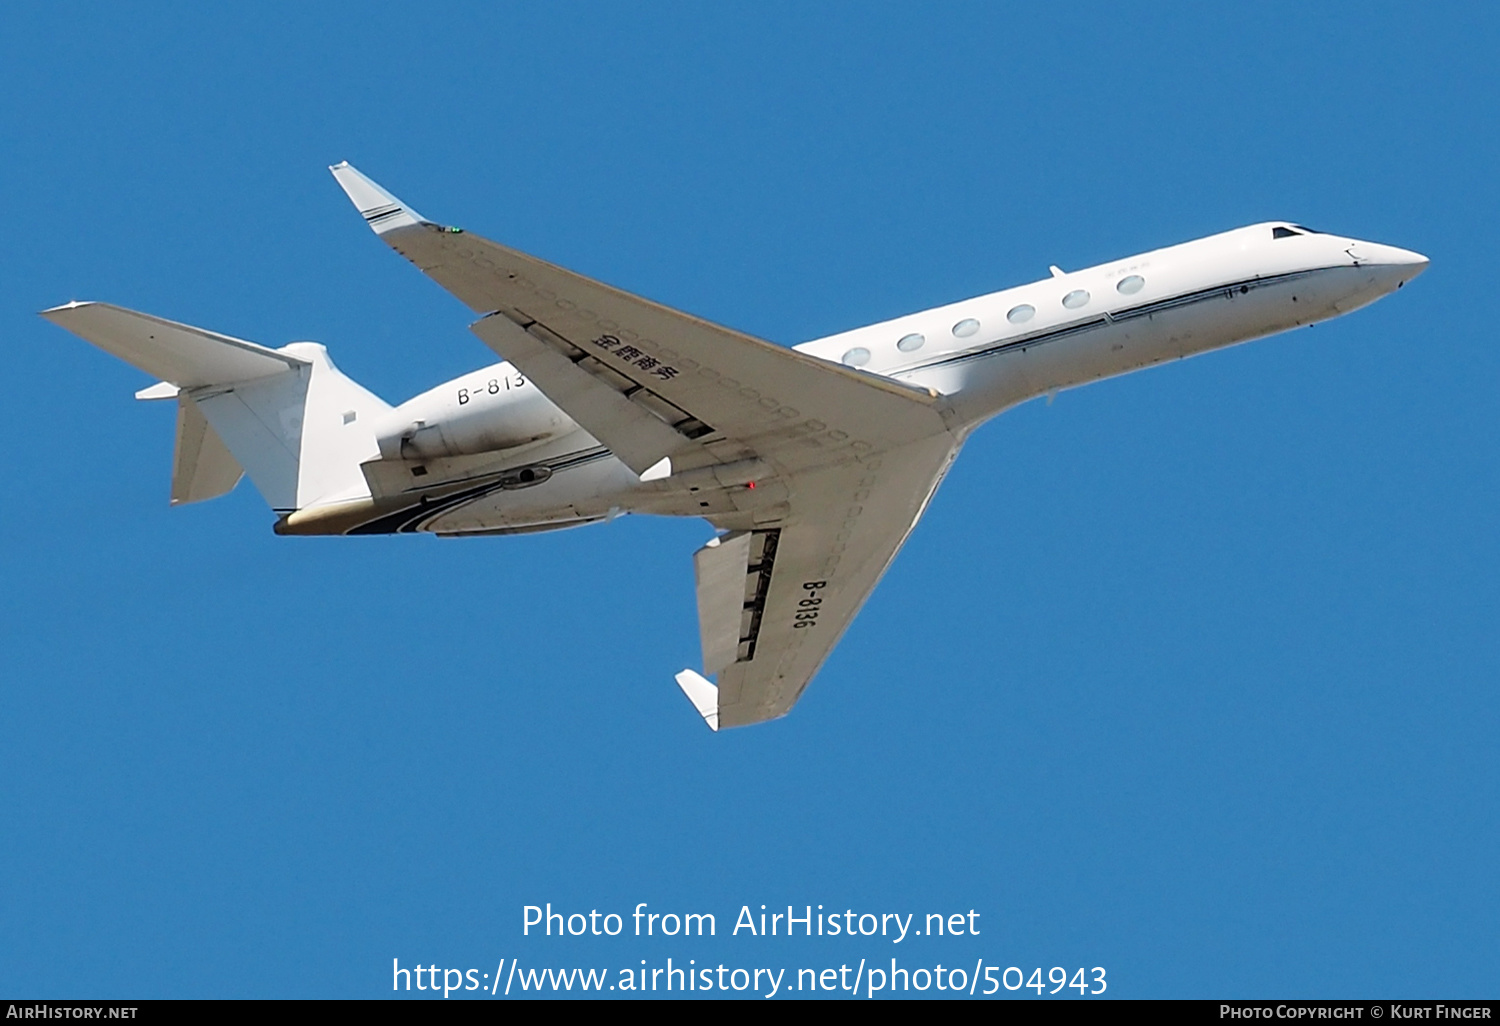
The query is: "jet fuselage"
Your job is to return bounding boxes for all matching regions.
[315,222,1424,538]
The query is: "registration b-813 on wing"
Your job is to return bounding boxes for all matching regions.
[42,164,1427,730]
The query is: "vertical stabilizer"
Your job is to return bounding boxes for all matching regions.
[189,343,389,513]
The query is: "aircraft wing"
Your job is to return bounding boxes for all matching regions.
[329,163,947,479]
[683,433,961,728]
[330,163,963,727]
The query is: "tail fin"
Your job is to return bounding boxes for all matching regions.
[42,301,391,514]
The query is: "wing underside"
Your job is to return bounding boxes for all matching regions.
[329,163,946,482]
[329,163,962,727]
[692,434,961,727]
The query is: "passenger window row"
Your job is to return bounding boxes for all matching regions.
[842,273,1149,366]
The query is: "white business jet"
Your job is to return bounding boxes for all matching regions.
[42,165,1427,730]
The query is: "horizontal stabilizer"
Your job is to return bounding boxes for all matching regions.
[40,302,305,388]
[674,669,720,732]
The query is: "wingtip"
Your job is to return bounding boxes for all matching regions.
[328,161,427,234]
[38,300,89,319]
[674,669,720,732]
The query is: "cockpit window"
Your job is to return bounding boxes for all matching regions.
[1291,225,1322,234]
[1273,226,1302,239]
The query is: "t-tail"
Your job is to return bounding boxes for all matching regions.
[40,301,390,518]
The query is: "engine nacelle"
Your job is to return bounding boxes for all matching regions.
[372,364,569,461]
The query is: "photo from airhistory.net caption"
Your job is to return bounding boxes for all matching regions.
[380,902,1494,1005]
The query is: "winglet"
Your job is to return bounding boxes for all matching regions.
[674,669,720,732]
[639,456,672,483]
[329,161,432,235]
[135,381,179,401]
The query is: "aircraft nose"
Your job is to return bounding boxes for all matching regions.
[1349,240,1430,278]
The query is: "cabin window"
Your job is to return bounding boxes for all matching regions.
[1273,226,1302,239]
[952,318,981,338]
[1062,289,1090,309]
[841,346,871,367]
[1007,304,1035,324]
[897,332,925,352]
[1116,275,1145,295]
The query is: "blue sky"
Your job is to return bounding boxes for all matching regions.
[3,2,1497,999]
